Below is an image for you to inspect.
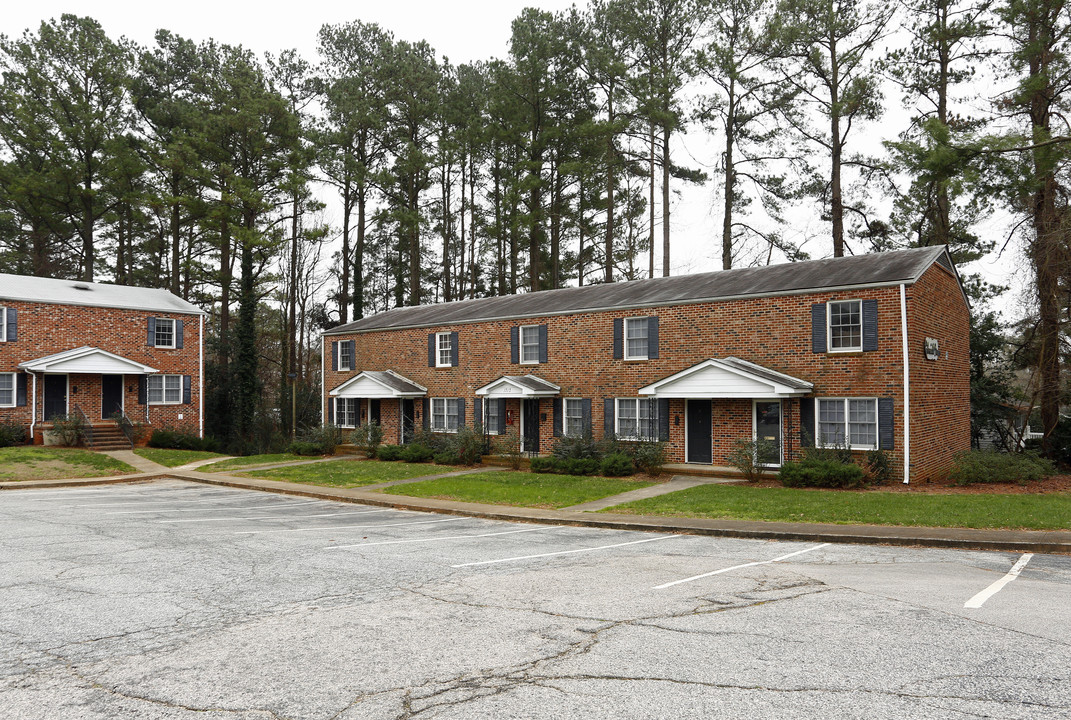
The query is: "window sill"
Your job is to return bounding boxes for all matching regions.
[622,358,649,363]
[148,402,183,406]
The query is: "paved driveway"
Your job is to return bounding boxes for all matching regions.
[1,480,1069,719]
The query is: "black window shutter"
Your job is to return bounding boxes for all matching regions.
[604,398,615,436]
[582,399,592,435]
[648,317,660,359]
[457,397,465,425]
[147,317,156,347]
[347,340,356,368]
[137,377,147,405]
[878,397,894,450]
[510,326,520,364]
[422,398,430,430]
[175,319,184,349]
[474,398,482,429]
[862,299,879,352]
[811,304,826,353]
[800,397,815,447]
[613,318,623,359]
[6,307,16,342]
[658,399,670,441]
[450,331,459,366]
[428,333,436,367]
[16,373,27,407]
[327,398,335,425]
[539,325,548,363]
[182,375,192,404]
[331,341,338,371]
[553,398,563,437]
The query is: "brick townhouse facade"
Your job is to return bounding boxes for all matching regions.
[0,274,206,445]
[323,247,969,483]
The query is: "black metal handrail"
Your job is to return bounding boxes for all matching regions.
[116,412,135,448]
[71,404,93,447]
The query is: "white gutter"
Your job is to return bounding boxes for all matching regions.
[199,314,205,438]
[900,284,911,484]
[321,333,326,427]
[29,371,37,439]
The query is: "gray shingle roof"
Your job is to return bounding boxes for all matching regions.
[0,273,206,315]
[327,246,951,335]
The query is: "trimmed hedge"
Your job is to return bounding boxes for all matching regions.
[950,450,1055,485]
[779,458,866,489]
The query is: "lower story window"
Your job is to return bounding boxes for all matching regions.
[616,398,655,440]
[432,398,459,432]
[817,398,877,449]
[147,375,182,404]
[565,398,584,437]
[336,398,358,428]
[484,399,501,434]
[0,373,13,407]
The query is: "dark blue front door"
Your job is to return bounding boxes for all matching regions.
[44,375,67,421]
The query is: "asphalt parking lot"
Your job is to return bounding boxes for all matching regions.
[1,480,1069,719]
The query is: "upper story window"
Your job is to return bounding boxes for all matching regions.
[431,397,459,432]
[817,397,877,449]
[0,373,14,407]
[828,300,862,352]
[147,375,182,405]
[339,340,353,372]
[154,318,175,348]
[437,332,453,368]
[564,398,584,437]
[520,325,540,364]
[624,317,649,360]
[616,398,656,440]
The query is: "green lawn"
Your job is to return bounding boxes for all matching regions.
[0,446,136,481]
[383,471,657,509]
[199,453,313,473]
[607,484,1071,531]
[244,460,459,488]
[133,448,226,467]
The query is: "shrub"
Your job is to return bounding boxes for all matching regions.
[50,414,86,446]
[497,428,522,469]
[551,433,602,461]
[286,441,324,456]
[802,438,853,465]
[779,458,866,489]
[863,449,891,485]
[294,424,343,456]
[433,451,460,465]
[400,443,435,463]
[148,427,220,452]
[353,422,384,458]
[631,440,666,477]
[530,457,560,473]
[445,424,485,465]
[600,452,635,477]
[0,421,27,447]
[950,450,1055,485]
[411,428,449,454]
[559,457,601,476]
[726,438,777,483]
[377,445,403,461]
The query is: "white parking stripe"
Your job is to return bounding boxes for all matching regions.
[326,526,549,549]
[104,500,318,514]
[160,510,387,523]
[234,517,465,535]
[452,534,680,568]
[965,553,1033,609]
[652,543,831,589]
[79,496,291,508]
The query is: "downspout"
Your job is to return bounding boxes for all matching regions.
[199,315,205,438]
[321,334,326,428]
[900,284,911,484]
[29,371,37,440]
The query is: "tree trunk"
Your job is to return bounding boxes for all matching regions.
[340,180,352,324]
[829,32,844,257]
[649,123,656,279]
[661,123,671,276]
[722,82,736,270]
[355,187,366,320]
[170,171,182,294]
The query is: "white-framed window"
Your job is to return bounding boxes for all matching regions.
[0,373,14,407]
[154,318,176,348]
[828,300,862,352]
[147,375,182,405]
[520,325,540,364]
[339,341,353,371]
[335,398,358,427]
[484,399,501,435]
[817,398,877,449]
[436,332,453,367]
[431,397,459,432]
[616,398,656,440]
[564,398,584,437]
[624,317,648,360]
[0,307,6,342]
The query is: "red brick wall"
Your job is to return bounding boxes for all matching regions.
[0,299,203,440]
[906,264,972,480]
[324,274,969,480]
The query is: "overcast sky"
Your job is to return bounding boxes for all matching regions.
[4,2,1026,311]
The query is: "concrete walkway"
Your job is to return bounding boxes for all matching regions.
[361,466,498,491]
[563,475,711,511]
[100,450,168,474]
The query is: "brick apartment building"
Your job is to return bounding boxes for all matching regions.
[0,274,205,446]
[323,247,969,483]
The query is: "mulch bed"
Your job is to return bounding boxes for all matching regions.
[729,475,1071,495]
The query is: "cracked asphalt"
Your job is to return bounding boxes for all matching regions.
[1,479,1069,719]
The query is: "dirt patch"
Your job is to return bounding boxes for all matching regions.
[732,474,1071,495]
[0,459,132,482]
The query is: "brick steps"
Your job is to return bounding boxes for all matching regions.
[85,424,132,451]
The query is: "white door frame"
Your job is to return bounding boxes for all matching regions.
[752,398,783,468]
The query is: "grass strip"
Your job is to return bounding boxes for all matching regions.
[244,460,457,488]
[200,453,312,472]
[607,483,1071,531]
[383,471,656,509]
[0,446,136,481]
[133,448,225,468]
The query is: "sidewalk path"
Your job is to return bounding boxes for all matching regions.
[563,476,710,511]
[100,450,168,474]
